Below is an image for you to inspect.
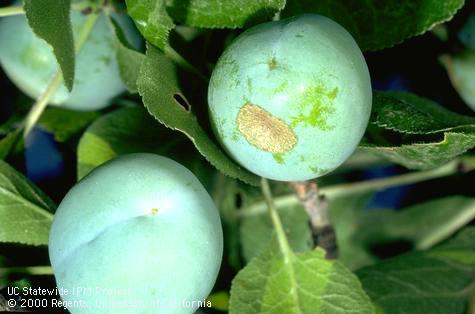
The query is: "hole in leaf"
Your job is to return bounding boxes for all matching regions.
[173,94,191,112]
[81,7,93,15]
[368,238,414,259]
[234,193,243,209]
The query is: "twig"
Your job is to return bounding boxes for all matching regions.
[241,158,474,218]
[288,181,337,259]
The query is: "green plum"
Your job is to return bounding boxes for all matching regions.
[0,9,140,111]
[208,14,372,181]
[48,153,223,314]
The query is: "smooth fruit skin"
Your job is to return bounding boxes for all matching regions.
[48,154,223,314]
[0,10,140,111]
[208,14,372,181]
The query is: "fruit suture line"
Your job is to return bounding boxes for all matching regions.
[48,154,223,314]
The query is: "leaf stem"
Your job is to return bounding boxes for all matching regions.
[22,11,100,139]
[260,178,292,262]
[73,12,100,51]
[417,203,475,250]
[0,5,23,16]
[164,45,209,82]
[23,73,63,138]
[323,158,464,197]
[0,265,53,276]
[243,159,470,218]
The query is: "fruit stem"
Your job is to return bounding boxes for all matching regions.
[243,158,473,217]
[260,178,293,262]
[164,45,209,82]
[0,5,23,16]
[22,11,100,139]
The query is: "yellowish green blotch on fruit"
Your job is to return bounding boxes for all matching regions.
[208,14,372,181]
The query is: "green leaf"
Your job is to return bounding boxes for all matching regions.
[362,91,475,169]
[215,176,296,269]
[357,227,475,314]
[24,0,75,90]
[0,129,22,160]
[207,291,230,312]
[126,0,174,50]
[38,107,100,142]
[282,0,465,51]
[137,44,260,186]
[230,247,375,314]
[77,105,214,188]
[436,226,475,251]
[360,132,475,170]
[212,175,251,269]
[328,194,475,271]
[236,184,374,269]
[357,196,475,251]
[166,0,286,28]
[371,92,475,134]
[336,150,389,173]
[328,192,377,271]
[240,202,313,263]
[110,17,145,94]
[77,106,178,179]
[330,194,475,271]
[0,160,55,245]
[440,50,475,110]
